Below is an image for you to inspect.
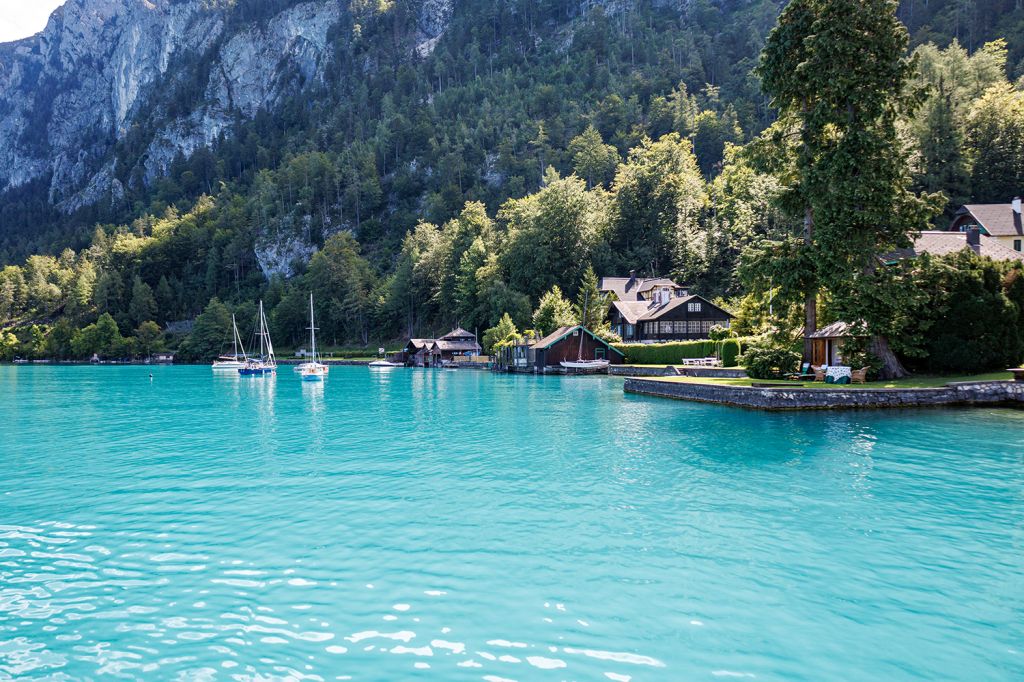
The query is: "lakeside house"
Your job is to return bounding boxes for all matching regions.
[400,327,482,366]
[600,271,733,342]
[890,228,1024,263]
[495,325,625,373]
[948,199,1024,253]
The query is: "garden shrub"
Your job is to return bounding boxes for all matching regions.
[613,337,750,367]
[740,344,800,379]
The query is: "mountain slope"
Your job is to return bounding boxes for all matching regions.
[1,0,1023,268]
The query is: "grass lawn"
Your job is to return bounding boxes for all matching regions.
[653,371,1015,390]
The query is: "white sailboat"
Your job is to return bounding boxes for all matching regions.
[239,300,277,376]
[212,314,247,370]
[298,293,328,381]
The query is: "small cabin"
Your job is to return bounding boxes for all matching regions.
[495,326,624,373]
[807,322,858,367]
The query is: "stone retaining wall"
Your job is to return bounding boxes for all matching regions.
[610,365,748,378]
[624,378,1024,411]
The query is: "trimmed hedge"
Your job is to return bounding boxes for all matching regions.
[613,338,751,367]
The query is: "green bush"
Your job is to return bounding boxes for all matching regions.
[739,345,801,379]
[613,338,750,367]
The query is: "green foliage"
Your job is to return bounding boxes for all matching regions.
[919,253,1023,373]
[71,313,127,359]
[0,331,18,361]
[568,126,619,189]
[306,232,376,345]
[499,171,607,302]
[531,285,576,337]
[482,313,519,354]
[135,320,165,357]
[178,298,232,362]
[740,343,801,379]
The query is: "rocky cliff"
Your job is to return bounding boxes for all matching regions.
[0,0,454,216]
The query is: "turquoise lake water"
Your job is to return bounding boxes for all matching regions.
[0,365,1022,681]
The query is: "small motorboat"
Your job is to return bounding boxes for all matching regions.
[369,359,404,368]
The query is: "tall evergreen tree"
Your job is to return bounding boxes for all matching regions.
[757,0,940,376]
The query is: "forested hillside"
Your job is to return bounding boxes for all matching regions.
[2,0,1024,367]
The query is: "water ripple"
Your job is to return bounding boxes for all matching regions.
[0,366,1022,679]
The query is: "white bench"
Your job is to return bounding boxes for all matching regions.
[682,357,722,367]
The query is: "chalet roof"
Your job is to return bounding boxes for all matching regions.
[600,276,682,302]
[440,327,476,340]
[956,204,1024,237]
[405,338,434,351]
[530,325,625,355]
[612,295,733,323]
[887,231,1024,263]
[431,338,481,353]
[611,300,652,324]
[807,321,857,339]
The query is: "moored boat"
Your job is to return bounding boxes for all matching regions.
[298,293,328,382]
[558,293,611,372]
[239,301,277,376]
[212,314,247,370]
[369,359,404,368]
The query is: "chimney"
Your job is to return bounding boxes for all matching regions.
[1014,197,1022,215]
[966,226,981,248]
[628,269,636,281]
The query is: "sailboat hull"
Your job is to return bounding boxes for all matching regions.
[239,366,275,376]
[559,360,610,371]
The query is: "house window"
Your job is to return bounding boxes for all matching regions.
[659,321,674,335]
[625,324,635,338]
[1015,239,1022,252]
[688,320,701,335]
[687,302,702,312]
[673,321,687,335]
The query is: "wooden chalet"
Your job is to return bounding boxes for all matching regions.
[948,199,1024,254]
[601,272,732,342]
[495,325,624,373]
[400,328,481,367]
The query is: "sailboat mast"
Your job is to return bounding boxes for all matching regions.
[231,314,239,358]
[258,300,266,359]
[309,293,317,363]
[263,301,275,363]
[578,291,588,361]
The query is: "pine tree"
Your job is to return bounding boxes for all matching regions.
[128,276,158,327]
[531,285,575,336]
[757,0,941,376]
[917,83,970,221]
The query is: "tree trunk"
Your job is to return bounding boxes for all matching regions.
[802,206,816,364]
[869,335,910,379]
[803,290,816,364]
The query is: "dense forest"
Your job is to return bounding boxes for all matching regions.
[2,0,1024,374]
